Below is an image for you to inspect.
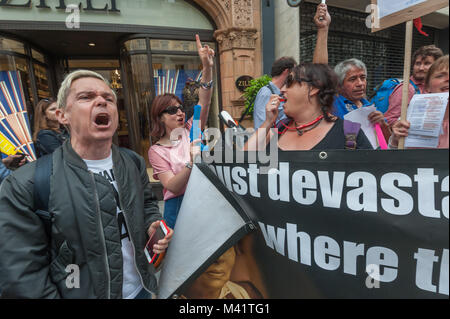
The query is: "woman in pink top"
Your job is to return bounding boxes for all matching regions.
[390,55,449,149]
[148,35,214,228]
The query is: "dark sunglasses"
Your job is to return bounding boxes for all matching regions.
[161,105,185,115]
[285,73,311,88]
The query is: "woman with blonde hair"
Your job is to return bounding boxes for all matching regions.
[33,98,69,157]
[389,55,449,149]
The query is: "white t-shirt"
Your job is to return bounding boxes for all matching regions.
[83,153,143,299]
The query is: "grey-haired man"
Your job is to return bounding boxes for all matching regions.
[0,70,172,299]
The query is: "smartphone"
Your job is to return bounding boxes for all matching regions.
[144,220,169,264]
[9,153,26,168]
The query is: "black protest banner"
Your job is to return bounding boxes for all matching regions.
[208,149,448,298]
[160,149,448,299]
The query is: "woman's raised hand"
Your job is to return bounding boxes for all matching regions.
[265,94,280,126]
[196,34,215,69]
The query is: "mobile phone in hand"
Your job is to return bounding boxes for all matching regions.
[144,220,169,264]
[9,153,26,168]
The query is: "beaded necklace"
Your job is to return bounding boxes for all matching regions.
[279,115,325,136]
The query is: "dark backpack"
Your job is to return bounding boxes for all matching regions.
[33,148,142,238]
[369,79,420,113]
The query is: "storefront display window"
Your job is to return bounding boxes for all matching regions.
[0,38,25,55]
[122,38,218,168]
[0,36,52,131]
[125,39,147,51]
[33,63,50,100]
[31,49,45,64]
[150,39,215,53]
[122,53,153,165]
[151,54,203,120]
[0,54,33,113]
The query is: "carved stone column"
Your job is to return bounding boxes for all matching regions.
[194,0,262,124]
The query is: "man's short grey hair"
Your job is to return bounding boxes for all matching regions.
[334,59,367,85]
[57,69,117,110]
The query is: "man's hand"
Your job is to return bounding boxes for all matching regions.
[147,221,174,254]
[368,111,387,126]
[2,154,26,169]
[314,3,331,30]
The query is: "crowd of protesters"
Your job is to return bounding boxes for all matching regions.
[0,2,448,299]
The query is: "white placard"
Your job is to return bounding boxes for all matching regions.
[378,0,427,19]
[344,105,378,149]
[404,92,449,148]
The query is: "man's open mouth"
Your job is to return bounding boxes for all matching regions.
[94,113,111,127]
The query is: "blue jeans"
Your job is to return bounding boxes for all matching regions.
[164,195,184,229]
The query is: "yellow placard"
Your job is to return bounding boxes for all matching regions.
[0,131,17,156]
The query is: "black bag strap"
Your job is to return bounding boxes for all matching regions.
[266,83,276,94]
[33,153,53,238]
[238,83,276,124]
[32,148,144,239]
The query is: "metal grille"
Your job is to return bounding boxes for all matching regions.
[299,2,437,92]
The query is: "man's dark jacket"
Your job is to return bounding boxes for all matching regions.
[0,142,162,298]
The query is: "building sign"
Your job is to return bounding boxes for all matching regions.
[0,0,214,30]
[235,75,253,93]
[0,0,119,12]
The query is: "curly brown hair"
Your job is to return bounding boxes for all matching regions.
[291,62,339,122]
[412,45,444,65]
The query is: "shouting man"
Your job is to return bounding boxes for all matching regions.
[0,70,172,299]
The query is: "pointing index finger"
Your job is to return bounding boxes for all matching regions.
[196,34,202,50]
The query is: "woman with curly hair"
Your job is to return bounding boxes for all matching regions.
[247,63,373,151]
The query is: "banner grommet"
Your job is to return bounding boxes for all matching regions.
[319,151,328,160]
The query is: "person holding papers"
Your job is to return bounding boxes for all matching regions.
[333,59,390,142]
[148,35,214,229]
[389,55,449,149]
[385,45,444,126]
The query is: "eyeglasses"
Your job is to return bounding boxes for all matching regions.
[161,105,185,115]
[285,73,311,88]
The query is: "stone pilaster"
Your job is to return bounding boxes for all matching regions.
[193,0,262,122]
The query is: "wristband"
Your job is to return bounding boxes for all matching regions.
[199,80,213,90]
[185,162,193,169]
